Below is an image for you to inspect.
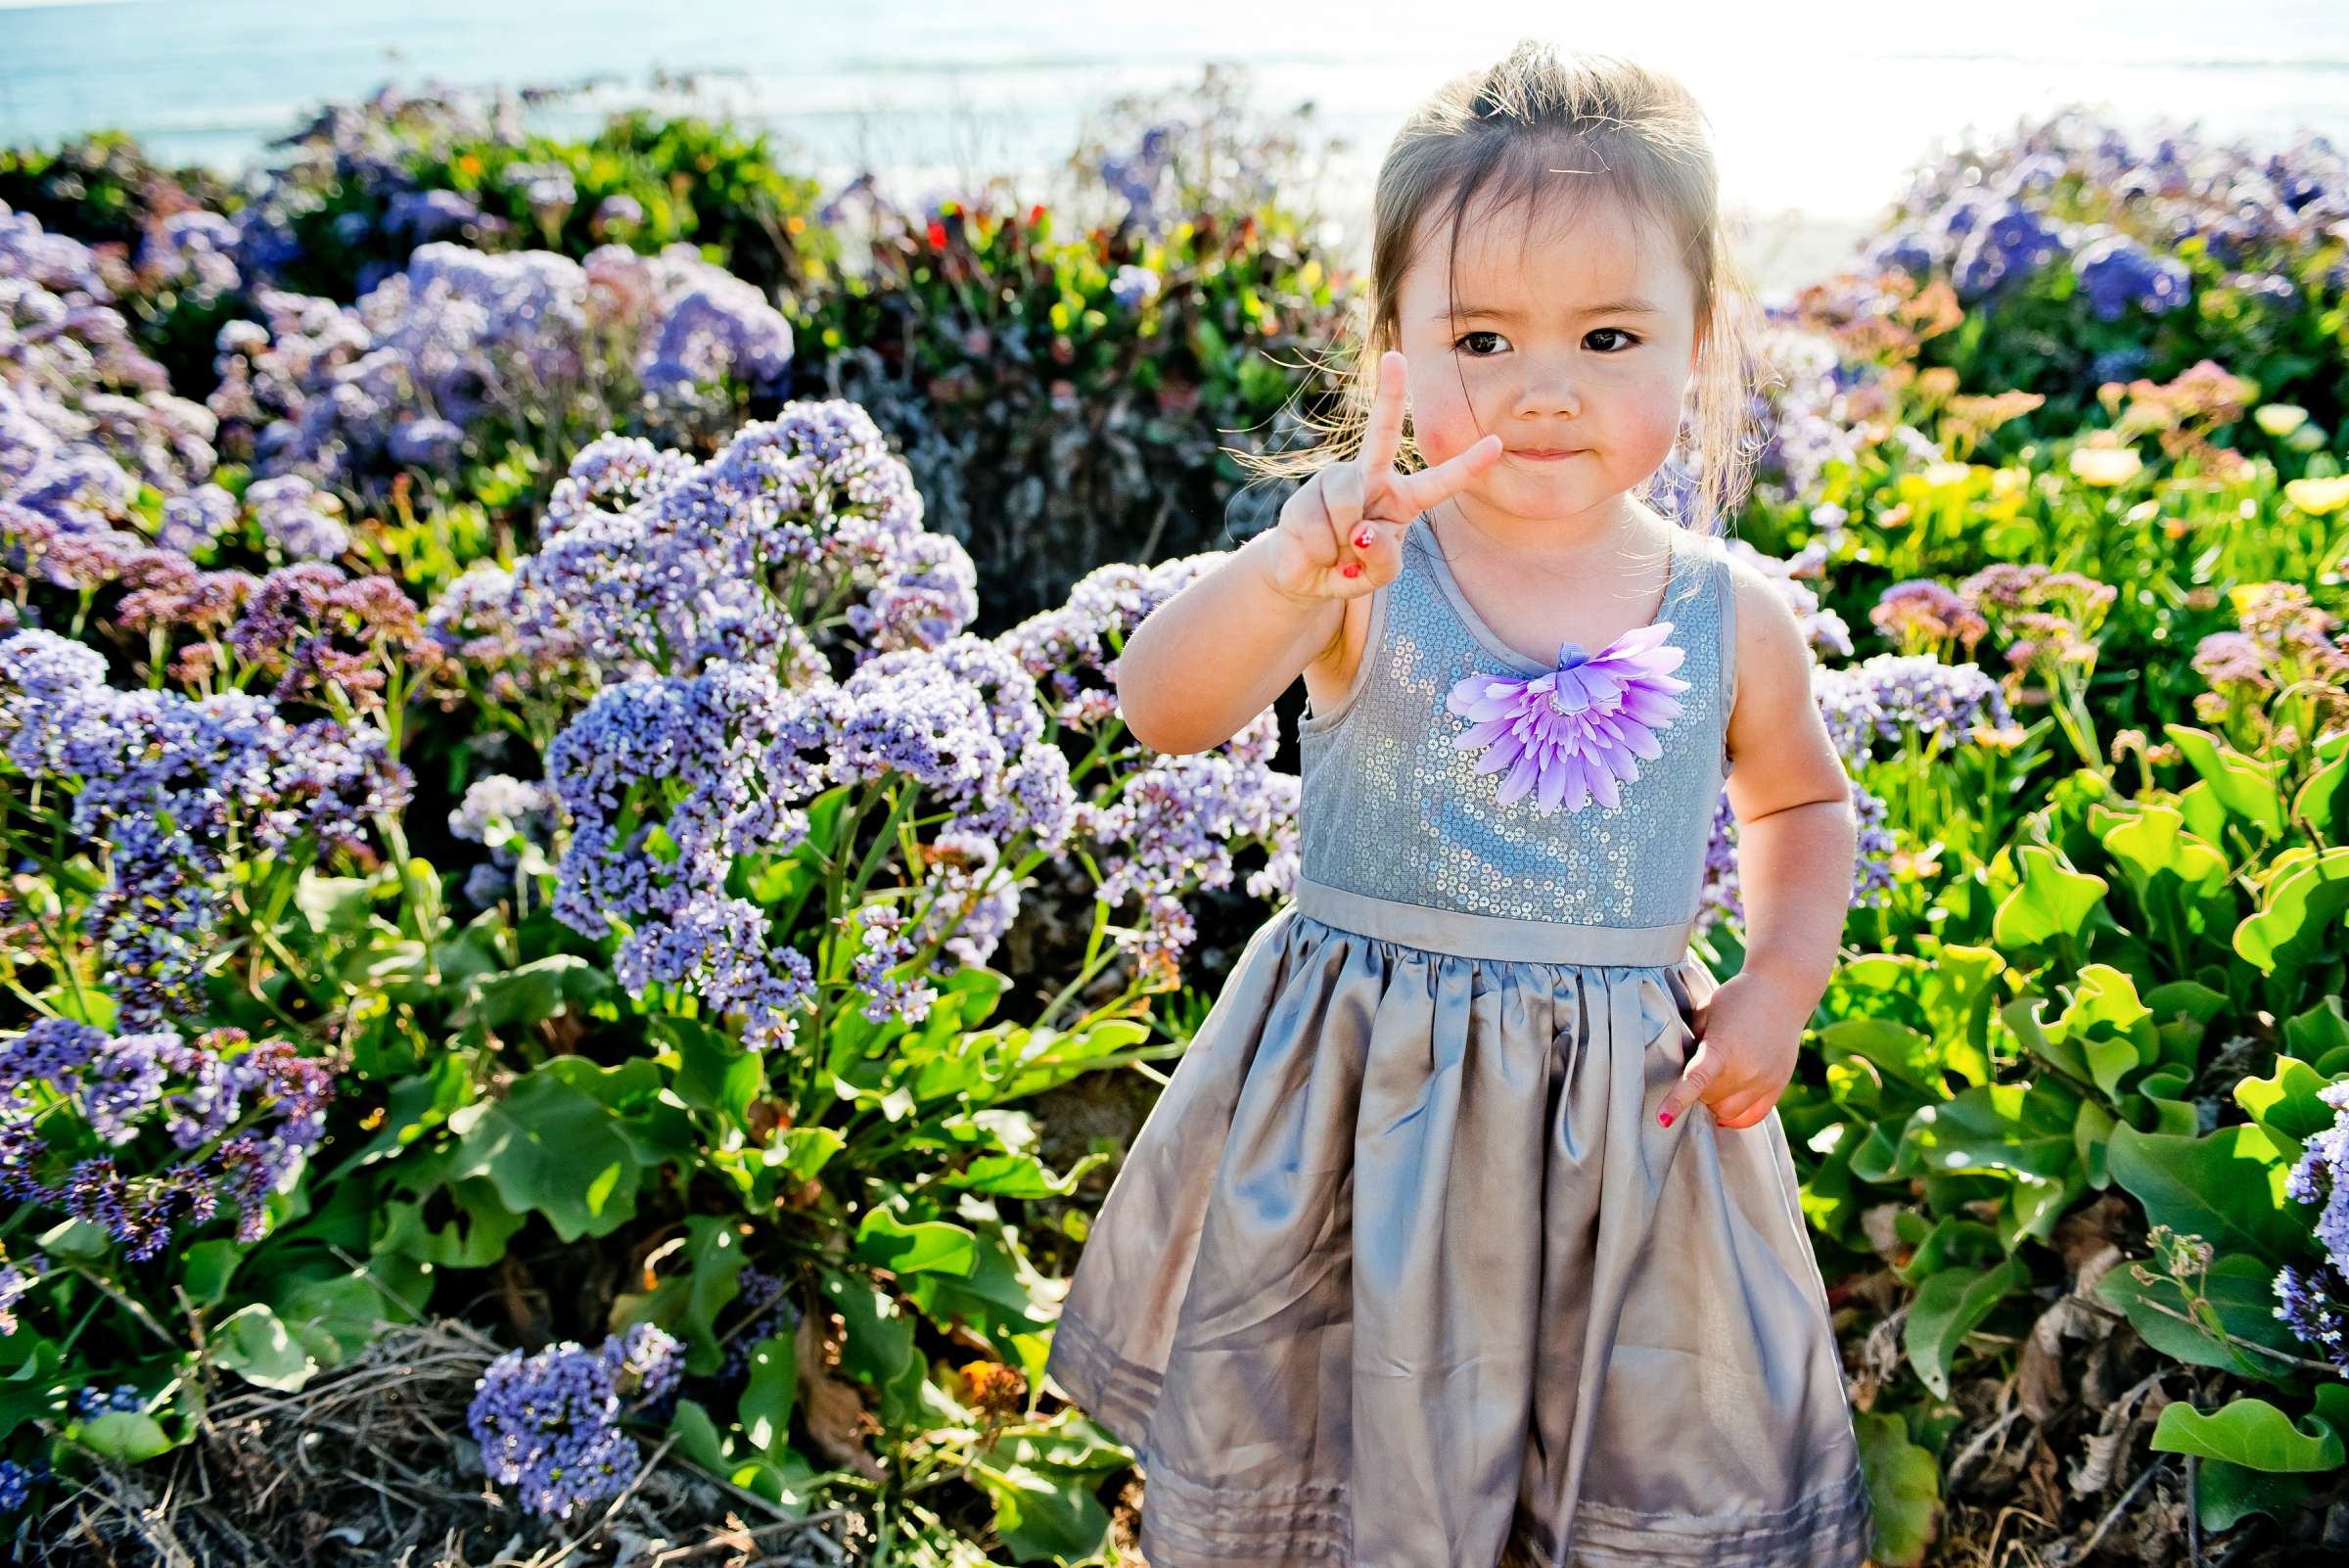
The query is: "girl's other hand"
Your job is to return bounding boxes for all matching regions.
[1655,968,1807,1130]
[1258,349,1503,606]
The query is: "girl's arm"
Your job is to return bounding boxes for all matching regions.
[1115,529,1346,755]
[1720,562,1860,1009]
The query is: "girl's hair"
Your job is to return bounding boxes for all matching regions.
[1231,40,1769,541]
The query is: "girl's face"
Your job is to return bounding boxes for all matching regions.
[1393,186,1702,533]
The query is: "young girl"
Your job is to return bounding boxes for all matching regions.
[1045,42,1874,1568]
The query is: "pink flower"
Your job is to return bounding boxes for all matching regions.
[1444,623,1690,813]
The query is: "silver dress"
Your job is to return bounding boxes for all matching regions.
[1044,512,1874,1568]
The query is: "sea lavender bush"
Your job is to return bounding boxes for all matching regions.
[0,1017,333,1264]
[1,201,228,574]
[0,627,413,1027]
[466,1323,683,1519]
[207,237,796,505]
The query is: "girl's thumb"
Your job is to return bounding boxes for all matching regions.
[1657,1043,1717,1128]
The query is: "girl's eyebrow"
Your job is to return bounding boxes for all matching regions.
[1436,298,1662,322]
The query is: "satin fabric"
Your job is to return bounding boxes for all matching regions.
[1044,881,1874,1567]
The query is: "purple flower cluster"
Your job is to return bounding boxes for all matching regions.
[1099,124,1174,234]
[466,1323,683,1520]
[507,405,956,676]
[0,627,411,1025]
[1846,654,2016,754]
[716,1267,803,1384]
[1871,579,1988,656]
[1952,203,2070,304]
[245,474,349,561]
[2,201,228,581]
[1075,707,1300,976]
[545,627,1080,1044]
[207,239,796,488]
[1873,110,2346,293]
[2072,233,2192,322]
[70,1383,144,1418]
[2276,1078,2349,1375]
[0,1018,334,1260]
[450,773,558,905]
[134,209,245,306]
[2189,583,2349,735]
[1109,265,1162,310]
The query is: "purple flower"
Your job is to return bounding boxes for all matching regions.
[2277,1078,2349,1375]
[466,1324,682,1520]
[1444,623,1691,813]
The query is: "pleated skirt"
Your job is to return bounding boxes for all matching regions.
[1043,876,1876,1568]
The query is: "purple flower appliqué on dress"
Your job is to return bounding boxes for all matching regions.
[1444,623,1690,813]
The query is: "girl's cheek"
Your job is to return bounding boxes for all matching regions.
[1405,387,1484,467]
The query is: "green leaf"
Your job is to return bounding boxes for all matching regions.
[1854,1410,1941,1567]
[441,1065,651,1241]
[1888,1081,2085,1244]
[212,1304,318,1392]
[941,1149,1106,1199]
[180,1240,243,1308]
[2100,804,2229,893]
[1992,845,2109,955]
[1904,1257,2028,1400]
[454,954,610,1029]
[851,1209,979,1277]
[2234,847,2349,974]
[659,1015,767,1125]
[821,1267,923,1436]
[739,1333,799,1458]
[971,1454,1113,1561]
[2150,1398,2345,1472]
[2194,1458,2313,1532]
[2094,1253,2309,1382]
[638,1215,749,1378]
[75,1410,174,1462]
[0,1340,65,1444]
[295,872,378,936]
[2106,1123,2309,1265]
[2164,724,2285,836]
[1817,1018,1951,1096]
[2233,1056,2342,1162]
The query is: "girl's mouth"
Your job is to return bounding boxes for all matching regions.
[1511,448,1584,462]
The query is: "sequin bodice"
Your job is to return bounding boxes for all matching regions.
[1296,513,1736,929]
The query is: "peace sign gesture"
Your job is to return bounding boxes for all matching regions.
[1260,349,1505,604]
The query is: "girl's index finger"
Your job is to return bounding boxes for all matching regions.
[1357,350,1407,478]
[1393,432,1503,513]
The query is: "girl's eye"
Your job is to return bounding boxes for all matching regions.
[1451,327,1645,356]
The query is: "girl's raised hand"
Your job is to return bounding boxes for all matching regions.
[1259,350,1504,604]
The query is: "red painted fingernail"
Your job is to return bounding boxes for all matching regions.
[1354,528,1374,548]
[1657,1109,1674,1128]
[1341,562,1361,577]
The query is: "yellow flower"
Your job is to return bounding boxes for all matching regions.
[2254,403,2309,437]
[2069,445,2142,486]
[2283,476,2349,516]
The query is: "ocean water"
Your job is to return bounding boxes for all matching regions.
[3,1,2345,295]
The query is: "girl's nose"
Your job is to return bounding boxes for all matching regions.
[1512,383,1581,420]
